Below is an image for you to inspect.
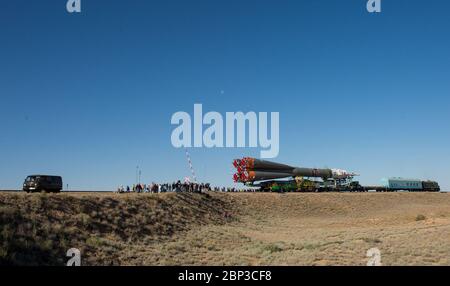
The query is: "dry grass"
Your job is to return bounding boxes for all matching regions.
[0,192,236,265]
[1,192,450,265]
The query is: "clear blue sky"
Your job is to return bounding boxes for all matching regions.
[1,0,449,191]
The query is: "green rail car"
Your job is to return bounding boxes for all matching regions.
[258,179,365,192]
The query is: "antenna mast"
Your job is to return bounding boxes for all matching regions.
[184,148,197,183]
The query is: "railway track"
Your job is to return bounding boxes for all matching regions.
[0,189,447,194]
[0,190,114,193]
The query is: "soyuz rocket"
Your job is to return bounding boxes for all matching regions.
[233,157,358,183]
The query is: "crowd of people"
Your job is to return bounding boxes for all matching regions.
[115,180,256,194]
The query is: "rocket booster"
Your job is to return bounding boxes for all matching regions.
[233,158,358,183]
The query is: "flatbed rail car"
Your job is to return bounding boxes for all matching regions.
[257,179,367,192]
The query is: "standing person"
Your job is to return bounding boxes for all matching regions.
[126,185,130,192]
[150,182,155,193]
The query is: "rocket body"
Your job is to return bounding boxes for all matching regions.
[233,158,358,183]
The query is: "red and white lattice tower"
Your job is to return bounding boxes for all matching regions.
[184,148,197,183]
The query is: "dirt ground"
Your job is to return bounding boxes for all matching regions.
[128,192,450,266]
[1,192,450,265]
